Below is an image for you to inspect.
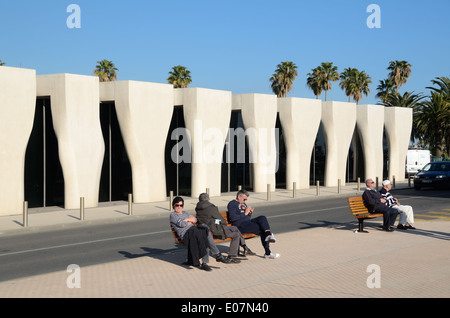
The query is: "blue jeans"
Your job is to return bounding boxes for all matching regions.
[237,216,271,250]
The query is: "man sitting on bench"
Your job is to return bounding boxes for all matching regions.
[362,178,399,232]
[195,193,255,262]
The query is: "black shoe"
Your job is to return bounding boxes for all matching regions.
[242,247,256,256]
[405,224,416,229]
[199,263,212,271]
[383,226,394,232]
[227,256,241,263]
[397,224,408,230]
[216,255,231,264]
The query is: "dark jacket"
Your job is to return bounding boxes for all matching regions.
[362,189,384,213]
[195,201,227,240]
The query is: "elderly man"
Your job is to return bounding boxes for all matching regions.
[362,178,399,232]
[380,180,416,230]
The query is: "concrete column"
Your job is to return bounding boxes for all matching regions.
[321,101,356,187]
[101,81,174,203]
[278,97,321,189]
[384,107,413,181]
[0,66,36,215]
[357,104,385,182]
[233,94,278,193]
[37,74,104,209]
[181,88,232,198]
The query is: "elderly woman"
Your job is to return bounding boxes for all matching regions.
[170,196,230,271]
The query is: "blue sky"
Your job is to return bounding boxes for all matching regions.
[1,0,449,104]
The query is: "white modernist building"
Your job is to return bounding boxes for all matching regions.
[0,66,413,216]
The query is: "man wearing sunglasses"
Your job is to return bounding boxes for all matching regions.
[362,178,399,232]
[227,189,279,259]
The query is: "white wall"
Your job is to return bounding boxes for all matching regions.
[357,104,385,182]
[0,66,36,215]
[321,101,357,187]
[100,81,174,202]
[233,94,278,193]
[182,88,232,197]
[385,107,413,181]
[37,74,104,209]
[278,97,321,189]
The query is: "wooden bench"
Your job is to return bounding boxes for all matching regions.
[347,197,383,233]
[170,211,258,246]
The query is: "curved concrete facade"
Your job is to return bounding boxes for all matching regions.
[0,66,413,215]
[0,67,36,215]
[278,98,321,189]
[37,74,105,210]
[321,101,357,187]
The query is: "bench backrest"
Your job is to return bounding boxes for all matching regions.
[347,197,370,216]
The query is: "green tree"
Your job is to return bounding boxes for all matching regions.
[94,60,118,82]
[0,60,5,66]
[387,60,412,93]
[339,67,372,104]
[315,62,339,101]
[167,65,192,88]
[414,91,449,158]
[270,61,298,98]
[306,67,323,99]
[376,79,396,104]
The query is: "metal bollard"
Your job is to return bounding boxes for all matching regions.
[238,185,242,191]
[169,191,173,210]
[338,179,341,194]
[23,201,28,227]
[80,197,85,221]
[293,182,296,198]
[376,177,379,190]
[393,176,396,188]
[128,193,133,215]
[316,180,320,196]
[206,188,209,195]
[357,177,361,192]
[267,184,271,201]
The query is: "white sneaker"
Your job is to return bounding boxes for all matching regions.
[265,233,276,243]
[264,252,280,259]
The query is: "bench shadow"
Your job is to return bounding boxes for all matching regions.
[118,245,227,270]
[298,220,450,241]
[118,246,194,269]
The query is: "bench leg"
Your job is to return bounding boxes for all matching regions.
[355,218,369,233]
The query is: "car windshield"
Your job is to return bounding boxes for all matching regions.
[422,163,450,172]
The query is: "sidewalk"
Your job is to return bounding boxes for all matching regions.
[1,181,449,298]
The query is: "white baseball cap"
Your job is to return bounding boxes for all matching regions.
[382,180,391,186]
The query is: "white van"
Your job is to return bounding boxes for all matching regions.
[406,149,431,174]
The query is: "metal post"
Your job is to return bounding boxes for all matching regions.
[169,191,173,210]
[393,176,396,188]
[23,201,28,227]
[206,188,209,195]
[293,182,296,198]
[238,185,242,191]
[316,180,320,196]
[408,174,411,187]
[357,177,360,192]
[267,184,271,201]
[80,197,85,221]
[376,177,379,190]
[128,193,133,215]
[338,179,341,194]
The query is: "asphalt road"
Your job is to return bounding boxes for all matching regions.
[0,188,449,282]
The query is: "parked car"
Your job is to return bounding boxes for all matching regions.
[414,161,450,190]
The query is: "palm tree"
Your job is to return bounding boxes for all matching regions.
[339,68,372,104]
[376,79,396,104]
[0,60,5,66]
[316,62,339,101]
[167,65,192,88]
[306,67,323,99]
[270,61,298,98]
[383,91,424,108]
[93,60,118,82]
[387,60,412,93]
[427,76,450,98]
[414,92,449,158]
